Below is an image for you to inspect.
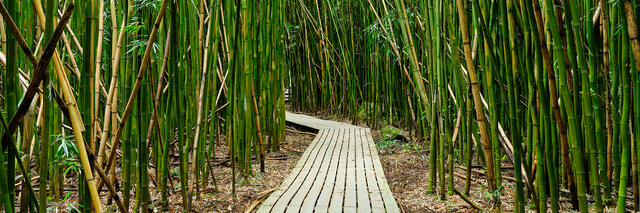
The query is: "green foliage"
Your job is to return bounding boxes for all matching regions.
[375,139,400,151]
[170,167,180,177]
[51,135,82,176]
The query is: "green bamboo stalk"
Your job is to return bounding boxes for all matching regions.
[540,0,589,211]
[4,0,18,209]
[505,0,524,210]
[37,1,58,212]
[455,0,501,210]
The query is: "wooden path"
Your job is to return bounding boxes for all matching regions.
[258,112,400,213]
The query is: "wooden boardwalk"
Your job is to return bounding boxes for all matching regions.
[258,112,399,213]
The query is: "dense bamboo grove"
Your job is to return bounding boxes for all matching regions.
[287,0,640,212]
[0,0,286,212]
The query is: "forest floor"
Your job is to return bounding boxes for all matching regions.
[173,128,316,212]
[370,129,518,212]
[31,129,315,212]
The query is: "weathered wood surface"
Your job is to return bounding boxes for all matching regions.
[258,112,399,213]
[284,112,358,130]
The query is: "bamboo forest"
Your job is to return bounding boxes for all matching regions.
[5,0,640,212]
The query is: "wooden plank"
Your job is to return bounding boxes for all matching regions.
[269,129,333,212]
[279,129,335,212]
[344,128,357,208]
[355,128,371,213]
[257,129,329,213]
[316,128,344,210]
[329,128,350,212]
[365,129,400,213]
[361,128,385,210]
[344,206,357,213]
[291,129,340,212]
[285,112,357,130]
[300,129,342,212]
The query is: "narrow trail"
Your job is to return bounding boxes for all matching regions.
[257,112,400,213]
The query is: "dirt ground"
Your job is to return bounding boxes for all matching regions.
[166,128,315,213]
[26,128,314,213]
[370,129,517,212]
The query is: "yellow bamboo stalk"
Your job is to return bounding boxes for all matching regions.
[0,11,5,52]
[189,12,212,200]
[110,0,117,55]
[96,8,129,168]
[92,0,105,153]
[33,0,85,132]
[31,1,102,212]
[57,9,83,55]
[99,0,170,190]
[61,31,82,78]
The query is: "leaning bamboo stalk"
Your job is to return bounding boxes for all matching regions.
[365,0,418,99]
[37,3,106,211]
[0,1,67,156]
[0,3,37,65]
[33,0,85,133]
[0,114,39,211]
[50,92,126,213]
[51,10,82,79]
[0,4,107,212]
[99,0,170,191]
[446,80,522,174]
[57,9,83,55]
[0,8,5,53]
[390,0,430,123]
[452,187,483,211]
[38,5,108,212]
[61,32,82,78]
[88,156,127,213]
[215,56,229,104]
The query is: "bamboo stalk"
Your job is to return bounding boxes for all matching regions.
[455,0,500,210]
[99,0,169,191]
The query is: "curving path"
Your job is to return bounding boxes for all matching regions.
[257,112,400,213]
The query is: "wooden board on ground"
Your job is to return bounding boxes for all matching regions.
[257,112,399,213]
